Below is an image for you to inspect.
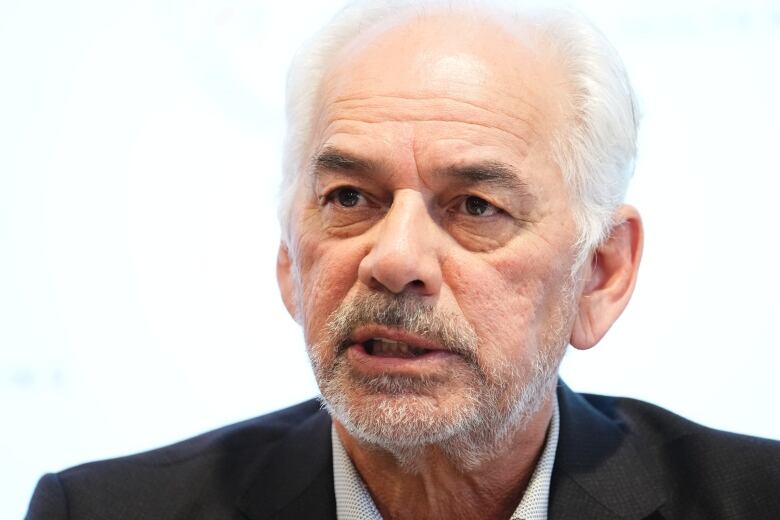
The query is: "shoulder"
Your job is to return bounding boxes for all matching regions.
[581,392,780,467]
[57,398,326,481]
[574,390,780,518]
[26,399,330,520]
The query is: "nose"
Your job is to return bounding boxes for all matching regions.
[358,190,443,296]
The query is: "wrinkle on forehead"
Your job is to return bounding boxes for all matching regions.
[322,117,534,160]
[321,94,544,157]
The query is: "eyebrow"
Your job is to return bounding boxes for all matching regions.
[311,147,376,175]
[311,146,532,198]
[441,162,529,193]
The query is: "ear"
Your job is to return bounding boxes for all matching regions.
[276,243,299,322]
[570,205,643,350]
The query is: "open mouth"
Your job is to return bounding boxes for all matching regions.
[363,338,431,358]
[346,330,454,376]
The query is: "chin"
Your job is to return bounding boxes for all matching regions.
[316,354,559,471]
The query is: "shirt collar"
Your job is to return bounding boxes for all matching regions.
[332,396,560,520]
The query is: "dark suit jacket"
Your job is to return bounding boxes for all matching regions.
[26,383,780,519]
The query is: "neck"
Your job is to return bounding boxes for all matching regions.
[335,395,555,520]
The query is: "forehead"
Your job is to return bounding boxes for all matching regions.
[298,13,575,214]
[313,12,569,148]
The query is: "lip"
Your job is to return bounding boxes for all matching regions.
[344,325,459,377]
[349,325,446,352]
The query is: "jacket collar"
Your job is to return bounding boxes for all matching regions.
[235,383,667,520]
[549,382,666,520]
[236,404,336,520]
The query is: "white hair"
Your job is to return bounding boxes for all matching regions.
[278,0,639,260]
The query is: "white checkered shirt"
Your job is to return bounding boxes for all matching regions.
[332,396,560,520]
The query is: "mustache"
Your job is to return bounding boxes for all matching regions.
[325,292,479,364]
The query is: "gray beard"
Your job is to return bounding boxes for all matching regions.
[307,292,568,472]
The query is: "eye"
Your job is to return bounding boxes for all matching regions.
[328,187,363,208]
[461,196,500,217]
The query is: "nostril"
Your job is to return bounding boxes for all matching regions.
[410,280,424,288]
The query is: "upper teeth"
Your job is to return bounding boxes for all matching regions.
[368,338,429,356]
[372,338,410,354]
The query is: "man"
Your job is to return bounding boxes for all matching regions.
[27,1,780,519]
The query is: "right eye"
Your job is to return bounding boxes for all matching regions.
[327,187,364,208]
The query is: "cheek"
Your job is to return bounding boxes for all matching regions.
[295,232,366,344]
[443,245,571,361]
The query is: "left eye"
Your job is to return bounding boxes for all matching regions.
[461,196,499,217]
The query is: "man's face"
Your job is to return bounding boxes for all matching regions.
[281,16,583,458]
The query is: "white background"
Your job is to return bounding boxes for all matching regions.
[2,1,779,517]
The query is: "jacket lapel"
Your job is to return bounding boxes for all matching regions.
[236,406,336,520]
[233,384,668,520]
[549,383,666,520]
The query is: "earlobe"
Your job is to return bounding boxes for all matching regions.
[276,243,300,322]
[570,205,643,350]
